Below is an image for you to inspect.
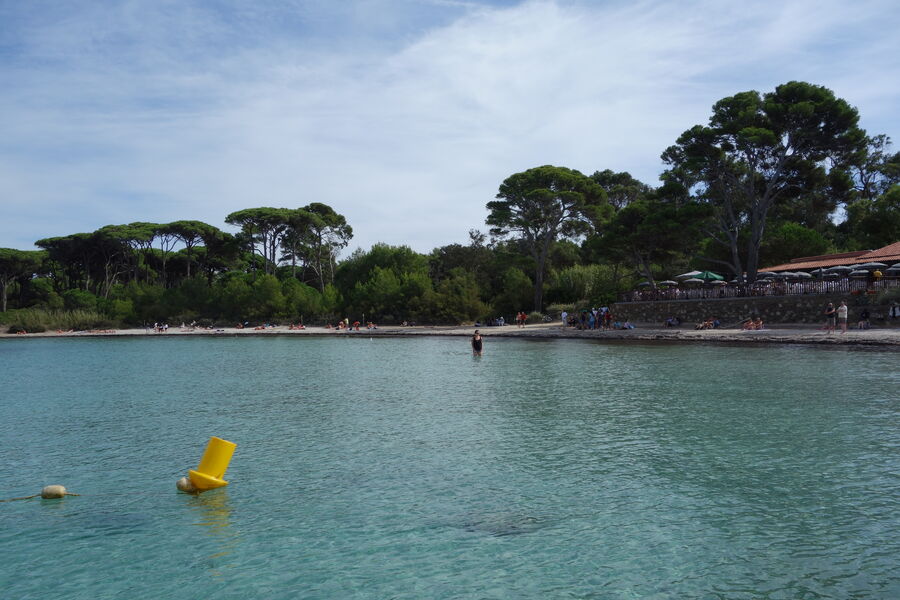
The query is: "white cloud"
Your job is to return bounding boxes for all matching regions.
[1,0,898,253]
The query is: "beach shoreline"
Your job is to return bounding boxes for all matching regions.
[3,322,900,346]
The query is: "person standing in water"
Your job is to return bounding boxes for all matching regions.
[471,330,483,356]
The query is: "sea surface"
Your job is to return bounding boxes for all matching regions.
[1,335,898,599]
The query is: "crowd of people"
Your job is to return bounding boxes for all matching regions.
[559,307,635,330]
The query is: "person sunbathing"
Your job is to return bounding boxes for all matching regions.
[752,317,764,330]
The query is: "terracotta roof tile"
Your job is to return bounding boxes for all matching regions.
[858,241,900,261]
[761,241,900,271]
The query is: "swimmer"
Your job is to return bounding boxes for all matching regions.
[471,330,483,356]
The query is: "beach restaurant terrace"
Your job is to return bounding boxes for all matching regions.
[619,241,900,303]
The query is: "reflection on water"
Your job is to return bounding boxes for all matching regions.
[186,489,237,574]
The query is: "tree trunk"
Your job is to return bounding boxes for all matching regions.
[635,250,655,289]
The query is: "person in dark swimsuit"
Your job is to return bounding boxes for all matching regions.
[471,330,483,356]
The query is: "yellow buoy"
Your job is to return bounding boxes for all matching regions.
[188,436,236,491]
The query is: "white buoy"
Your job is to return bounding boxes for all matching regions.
[41,485,67,499]
[176,477,198,494]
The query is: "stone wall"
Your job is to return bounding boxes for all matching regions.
[613,293,898,327]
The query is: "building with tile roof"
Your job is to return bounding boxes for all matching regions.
[762,241,900,272]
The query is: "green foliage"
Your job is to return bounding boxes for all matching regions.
[0,248,46,312]
[62,289,98,311]
[282,278,323,321]
[848,185,900,249]
[415,269,488,325]
[215,275,253,322]
[488,165,611,310]
[546,264,624,306]
[662,81,866,280]
[1,309,115,333]
[759,222,833,266]
[875,286,900,305]
[251,274,287,319]
[545,303,576,318]
[491,268,532,317]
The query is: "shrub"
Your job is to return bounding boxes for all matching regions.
[546,303,575,318]
[526,311,544,324]
[62,289,99,311]
[1,308,115,332]
[876,287,900,304]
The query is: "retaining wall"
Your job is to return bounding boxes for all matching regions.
[613,294,898,327]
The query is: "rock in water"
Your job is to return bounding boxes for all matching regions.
[41,485,67,499]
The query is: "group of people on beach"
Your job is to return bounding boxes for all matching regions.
[324,318,377,331]
[823,301,872,334]
[561,307,634,330]
[696,316,722,330]
[741,317,764,330]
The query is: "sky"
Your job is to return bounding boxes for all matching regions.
[2,0,899,256]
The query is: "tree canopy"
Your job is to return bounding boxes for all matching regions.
[487,165,610,310]
[662,81,866,282]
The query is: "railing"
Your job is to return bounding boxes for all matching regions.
[618,277,900,303]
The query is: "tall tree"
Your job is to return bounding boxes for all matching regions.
[36,233,94,291]
[486,165,609,311]
[662,81,865,282]
[593,194,712,287]
[166,220,220,279]
[225,208,292,275]
[279,209,315,278]
[301,203,353,291]
[0,249,45,312]
[849,184,900,249]
[589,169,652,211]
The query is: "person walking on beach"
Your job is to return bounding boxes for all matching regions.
[824,302,836,334]
[471,330,483,356]
[837,301,848,334]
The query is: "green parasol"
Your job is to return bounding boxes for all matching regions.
[692,271,724,281]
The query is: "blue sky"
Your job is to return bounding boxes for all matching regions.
[2,0,899,255]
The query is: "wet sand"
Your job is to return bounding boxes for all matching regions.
[3,322,900,346]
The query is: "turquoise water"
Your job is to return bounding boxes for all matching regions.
[1,336,898,599]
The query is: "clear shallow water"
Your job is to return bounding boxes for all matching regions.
[1,336,898,599]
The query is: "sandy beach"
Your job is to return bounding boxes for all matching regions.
[3,321,900,346]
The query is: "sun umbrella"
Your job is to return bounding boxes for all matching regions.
[757,271,776,278]
[692,270,724,281]
[886,265,900,272]
[675,270,702,279]
[823,272,839,278]
[811,268,827,276]
[849,270,869,276]
[682,278,704,284]
[710,280,727,285]
[659,280,679,286]
[637,281,652,287]
[826,265,853,273]
[795,271,813,278]
[772,272,792,278]
[857,262,888,269]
